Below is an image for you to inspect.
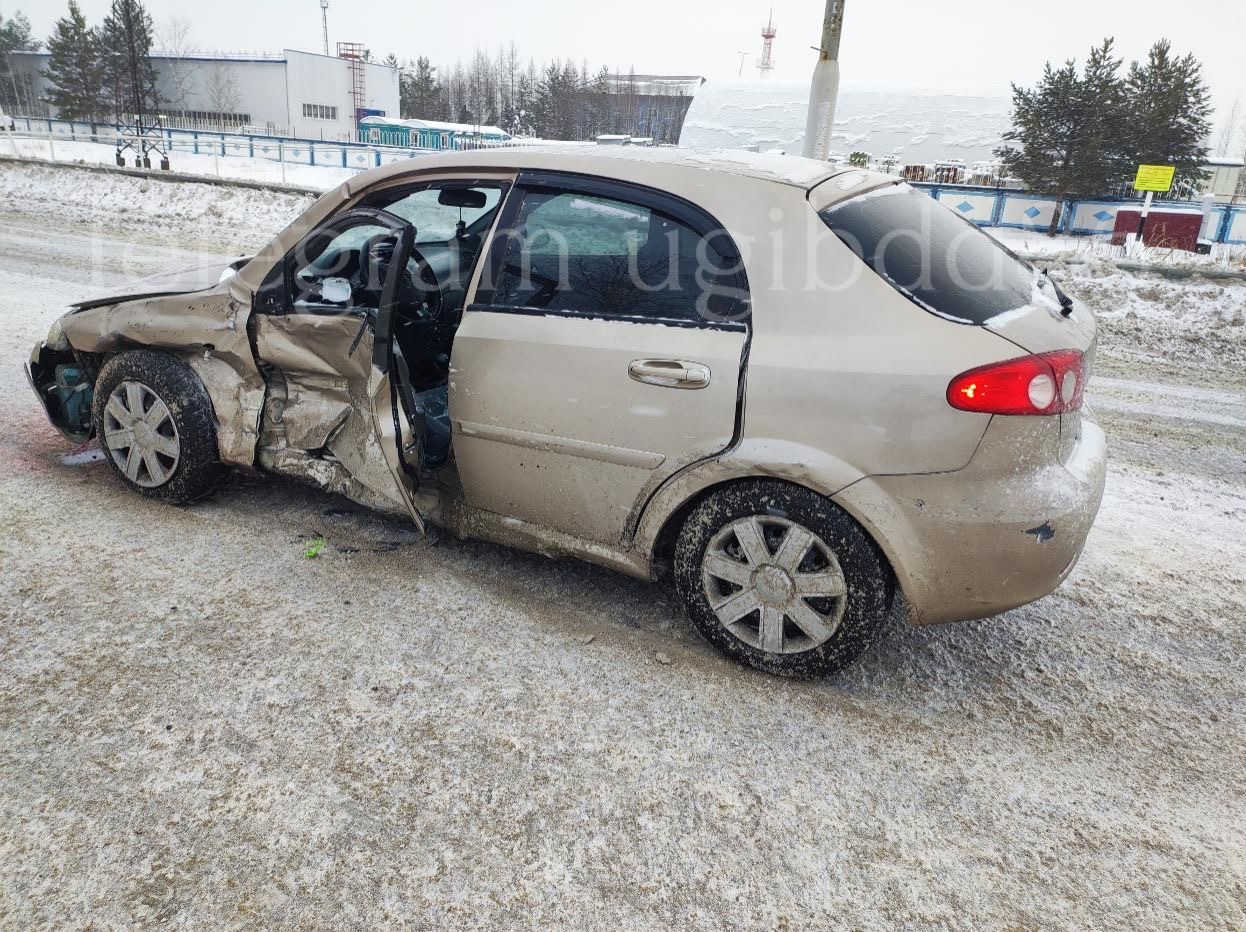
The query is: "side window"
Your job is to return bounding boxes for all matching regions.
[487,187,749,326]
[290,222,394,312]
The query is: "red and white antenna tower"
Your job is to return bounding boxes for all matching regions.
[757,10,776,76]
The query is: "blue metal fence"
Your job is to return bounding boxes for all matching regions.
[6,115,456,172]
[911,181,1246,245]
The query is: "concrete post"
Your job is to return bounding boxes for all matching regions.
[802,0,847,161]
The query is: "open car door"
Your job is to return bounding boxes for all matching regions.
[250,207,426,526]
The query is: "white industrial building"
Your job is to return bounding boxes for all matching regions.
[11,47,398,141]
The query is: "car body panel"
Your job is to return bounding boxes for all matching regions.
[57,286,267,465]
[833,413,1107,625]
[450,310,747,546]
[70,258,248,311]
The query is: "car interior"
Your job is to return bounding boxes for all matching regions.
[357,181,507,467]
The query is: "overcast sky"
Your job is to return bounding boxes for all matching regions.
[17,0,1246,134]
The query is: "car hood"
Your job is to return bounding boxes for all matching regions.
[69,257,252,311]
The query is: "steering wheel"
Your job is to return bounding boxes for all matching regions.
[361,238,443,324]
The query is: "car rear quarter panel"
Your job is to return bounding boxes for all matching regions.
[736,192,1018,480]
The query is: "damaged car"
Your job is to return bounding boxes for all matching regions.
[26,147,1106,676]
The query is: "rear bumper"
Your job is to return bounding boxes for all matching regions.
[834,413,1107,625]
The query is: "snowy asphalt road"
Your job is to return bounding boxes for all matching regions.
[1,172,1244,928]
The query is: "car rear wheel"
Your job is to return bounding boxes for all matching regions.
[92,350,223,503]
[674,480,892,677]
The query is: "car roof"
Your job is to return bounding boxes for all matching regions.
[347,145,850,193]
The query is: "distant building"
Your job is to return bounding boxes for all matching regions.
[10,48,398,141]
[360,116,511,149]
[600,74,704,143]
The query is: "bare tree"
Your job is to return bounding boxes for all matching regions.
[203,61,240,129]
[157,16,197,114]
[1213,95,1243,158]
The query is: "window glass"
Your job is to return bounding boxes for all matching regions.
[302,104,338,121]
[290,222,393,311]
[488,188,748,325]
[820,183,1039,324]
[380,186,503,244]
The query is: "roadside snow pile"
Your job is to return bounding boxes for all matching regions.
[5,136,355,191]
[0,161,315,254]
[991,227,1246,273]
[1058,260,1246,369]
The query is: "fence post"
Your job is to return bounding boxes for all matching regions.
[249,136,254,158]
[193,132,199,155]
[374,148,381,168]
[991,191,1006,227]
[1216,207,1235,245]
[47,132,55,161]
[279,141,286,184]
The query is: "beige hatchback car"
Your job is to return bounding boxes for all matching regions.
[27,147,1106,675]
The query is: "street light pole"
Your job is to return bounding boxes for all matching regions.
[801,0,846,160]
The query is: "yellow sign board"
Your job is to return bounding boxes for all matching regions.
[1134,164,1175,192]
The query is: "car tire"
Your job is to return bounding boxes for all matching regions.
[92,350,223,503]
[674,479,892,677]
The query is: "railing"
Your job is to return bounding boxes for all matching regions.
[910,180,1246,245]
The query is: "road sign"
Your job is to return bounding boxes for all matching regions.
[1134,164,1175,193]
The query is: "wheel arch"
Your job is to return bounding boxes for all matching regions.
[636,444,902,597]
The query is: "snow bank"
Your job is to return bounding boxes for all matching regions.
[0,160,315,255]
[3,136,353,192]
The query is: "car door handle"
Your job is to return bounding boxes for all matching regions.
[628,359,711,390]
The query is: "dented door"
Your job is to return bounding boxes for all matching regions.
[251,208,422,521]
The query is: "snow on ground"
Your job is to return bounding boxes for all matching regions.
[989,226,1246,271]
[0,162,1243,928]
[985,227,1246,370]
[0,160,315,262]
[3,134,356,191]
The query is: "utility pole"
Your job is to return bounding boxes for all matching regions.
[320,0,330,56]
[802,0,846,160]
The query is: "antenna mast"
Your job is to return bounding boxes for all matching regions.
[320,0,330,56]
[757,10,776,77]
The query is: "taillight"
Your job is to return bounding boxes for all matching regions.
[947,350,1084,415]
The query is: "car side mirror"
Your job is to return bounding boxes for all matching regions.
[321,276,352,305]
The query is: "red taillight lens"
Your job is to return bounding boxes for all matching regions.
[947,350,1084,415]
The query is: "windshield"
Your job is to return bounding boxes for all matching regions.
[375,186,503,245]
[820,183,1039,325]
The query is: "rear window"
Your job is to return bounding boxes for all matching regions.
[820,183,1037,324]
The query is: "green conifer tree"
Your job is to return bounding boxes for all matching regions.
[43,1,104,120]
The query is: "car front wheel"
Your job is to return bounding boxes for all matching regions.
[674,480,892,677]
[92,350,223,503]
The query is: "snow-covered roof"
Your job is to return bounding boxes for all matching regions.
[405,118,511,137]
[604,74,705,97]
[359,116,511,137]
